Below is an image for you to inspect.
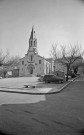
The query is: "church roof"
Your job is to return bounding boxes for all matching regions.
[45,58,53,61]
[19,57,25,60]
[37,55,44,59]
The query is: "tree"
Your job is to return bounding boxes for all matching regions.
[50,43,84,81]
[6,55,20,67]
[50,43,58,59]
[0,50,20,77]
[0,50,9,77]
[0,50,9,66]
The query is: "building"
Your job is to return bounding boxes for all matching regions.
[54,58,67,74]
[19,26,84,77]
[19,26,54,76]
[54,56,84,75]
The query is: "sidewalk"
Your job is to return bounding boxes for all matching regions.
[0,76,79,95]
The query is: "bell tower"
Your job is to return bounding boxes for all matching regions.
[27,26,38,54]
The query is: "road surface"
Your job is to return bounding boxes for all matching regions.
[0,76,84,135]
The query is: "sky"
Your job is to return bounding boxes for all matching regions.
[0,0,84,58]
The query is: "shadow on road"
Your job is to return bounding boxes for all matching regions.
[0,76,84,135]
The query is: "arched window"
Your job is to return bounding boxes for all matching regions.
[34,41,35,46]
[22,61,24,65]
[31,55,33,61]
[39,60,41,64]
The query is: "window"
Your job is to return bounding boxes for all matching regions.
[39,60,41,64]
[34,41,35,46]
[22,61,24,65]
[31,55,33,61]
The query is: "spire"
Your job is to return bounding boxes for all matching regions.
[30,25,36,39]
[32,25,34,31]
[28,26,38,54]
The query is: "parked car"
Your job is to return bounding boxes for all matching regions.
[53,70,65,82]
[38,75,44,82]
[43,74,64,83]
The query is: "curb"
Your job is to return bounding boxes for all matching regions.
[0,76,80,95]
[51,75,80,94]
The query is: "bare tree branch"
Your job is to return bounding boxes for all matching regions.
[50,43,58,59]
[0,50,9,66]
[50,43,84,81]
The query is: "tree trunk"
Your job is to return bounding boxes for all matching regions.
[66,66,69,81]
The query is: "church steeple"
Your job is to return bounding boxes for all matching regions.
[30,25,36,39]
[27,26,38,54]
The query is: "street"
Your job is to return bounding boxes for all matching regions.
[0,76,84,135]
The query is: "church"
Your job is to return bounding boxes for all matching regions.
[19,26,54,76]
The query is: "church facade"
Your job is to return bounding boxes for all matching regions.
[19,26,54,76]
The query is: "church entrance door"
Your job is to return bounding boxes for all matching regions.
[27,64,35,74]
[30,67,33,74]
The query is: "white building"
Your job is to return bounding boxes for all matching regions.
[19,26,54,76]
